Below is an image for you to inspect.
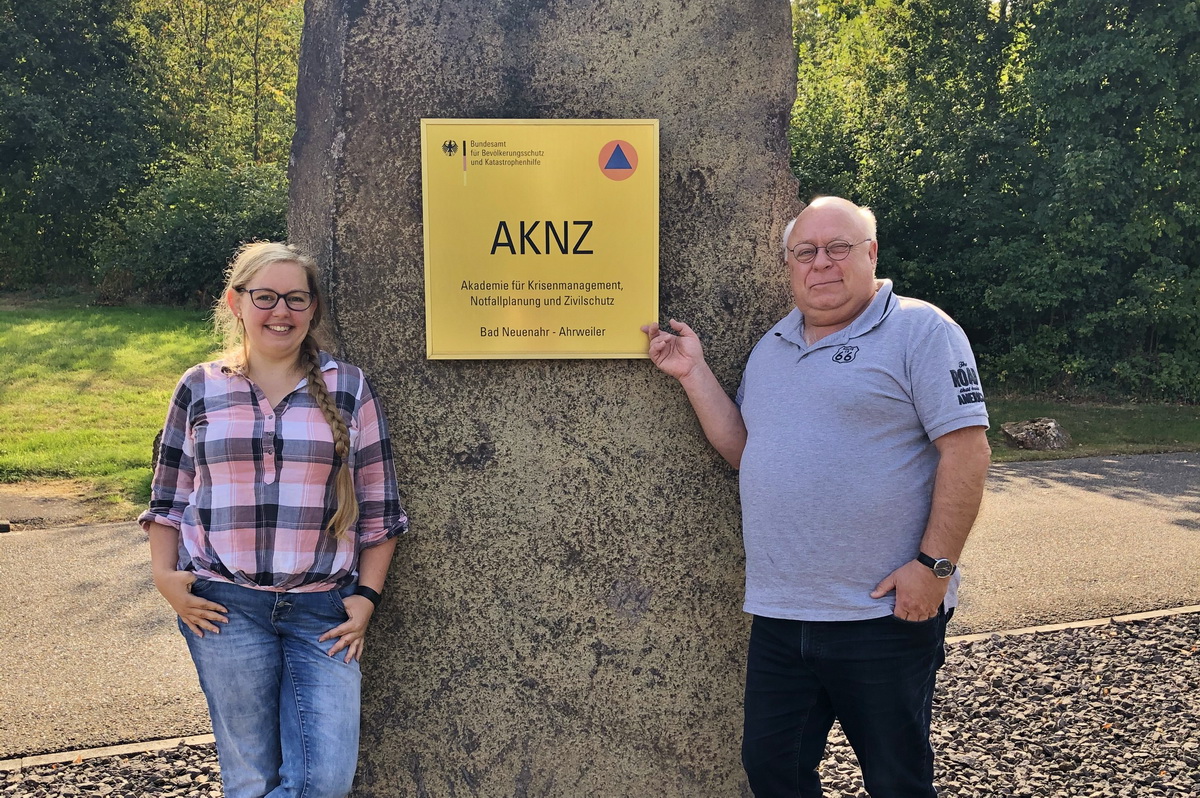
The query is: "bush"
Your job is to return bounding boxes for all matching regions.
[95,161,288,305]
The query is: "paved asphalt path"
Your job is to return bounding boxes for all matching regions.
[2,452,1198,759]
[955,452,1200,633]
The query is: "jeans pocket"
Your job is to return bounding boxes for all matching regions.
[325,587,349,618]
[188,577,210,595]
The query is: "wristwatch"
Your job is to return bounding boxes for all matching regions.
[916,551,956,578]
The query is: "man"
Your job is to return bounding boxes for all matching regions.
[643,196,990,797]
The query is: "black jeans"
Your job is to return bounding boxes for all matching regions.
[742,609,950,798]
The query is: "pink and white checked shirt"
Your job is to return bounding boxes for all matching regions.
[139,352,408,592]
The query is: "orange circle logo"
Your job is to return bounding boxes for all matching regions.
[598,140,638,181]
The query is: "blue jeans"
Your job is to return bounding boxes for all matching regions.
[181,579,361,798]
[742,609,950,798]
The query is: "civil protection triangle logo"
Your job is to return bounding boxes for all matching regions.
[598,140,638,181]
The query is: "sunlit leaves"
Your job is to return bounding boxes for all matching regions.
[130,0,302,165]
[789,0,1200,400]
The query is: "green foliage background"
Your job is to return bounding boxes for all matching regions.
[95,161,288,304]
[791,0,1200,401]
[0,0,158,289]
[1,0,1196,401]
[0,0,300,303]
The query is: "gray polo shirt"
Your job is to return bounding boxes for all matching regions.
[735,280,988,621]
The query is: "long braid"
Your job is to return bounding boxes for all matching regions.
[301,337,359,539]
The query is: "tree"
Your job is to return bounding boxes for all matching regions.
[791,0,1022,311]
[2,0,305,299]
[789,0,1200,400]
[95,161,288,304]
[131,0,302,165]
[89,0,301,303]
[984,0,1200,398]
[0,0,158,288]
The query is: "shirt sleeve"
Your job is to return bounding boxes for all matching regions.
[351,377,409,547]
[138,373,197,532]
[908,315,990,442]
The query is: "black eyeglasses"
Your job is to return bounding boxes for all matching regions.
[786,239,872,264]
[237,287,314,311]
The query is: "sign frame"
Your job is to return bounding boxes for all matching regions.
[420,118,659,360]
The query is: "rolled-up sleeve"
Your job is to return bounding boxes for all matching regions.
[138,374,197,532]
[351,377,408,547]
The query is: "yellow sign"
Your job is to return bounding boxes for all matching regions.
[420,119,659,359]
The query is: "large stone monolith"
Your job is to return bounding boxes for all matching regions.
[290,2,799,795]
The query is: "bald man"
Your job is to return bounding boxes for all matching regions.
[643,197,990,797]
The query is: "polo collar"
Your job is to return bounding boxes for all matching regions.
[776,279,897,350]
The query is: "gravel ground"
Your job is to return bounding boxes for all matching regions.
[7,611,1198,797]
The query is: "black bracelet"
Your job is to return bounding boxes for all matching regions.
[353,585,382,607]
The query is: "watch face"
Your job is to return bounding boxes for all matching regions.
[932,559,955,578]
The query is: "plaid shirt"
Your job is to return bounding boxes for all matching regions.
[139,352,408,592]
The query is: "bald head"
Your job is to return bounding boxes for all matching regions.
[782,197,877,256]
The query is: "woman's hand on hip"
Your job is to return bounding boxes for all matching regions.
[320,594,376,663]
[153,570,229,638]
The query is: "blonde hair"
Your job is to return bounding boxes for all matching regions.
[214,241,359,539]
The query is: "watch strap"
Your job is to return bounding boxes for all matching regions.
[353,584,382,607]
[916,551,956,577]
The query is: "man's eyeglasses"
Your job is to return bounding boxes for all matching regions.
[238,287,315,311]
[786,239,872,264]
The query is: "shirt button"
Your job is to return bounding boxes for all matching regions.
[267,414,274,420]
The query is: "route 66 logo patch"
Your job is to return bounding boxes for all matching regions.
[832,345,859,363]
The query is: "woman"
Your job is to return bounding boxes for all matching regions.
[141,241,407,798]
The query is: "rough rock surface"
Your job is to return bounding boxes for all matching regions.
[1001,418,1073,450]
[289,1,799,795]
[13,612,1199,796]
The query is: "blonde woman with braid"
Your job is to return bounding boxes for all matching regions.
[141,242,407,798]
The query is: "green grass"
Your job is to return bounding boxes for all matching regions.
[986,399,1200,462]
[2,298,1198,516]
[0,299,219,512]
